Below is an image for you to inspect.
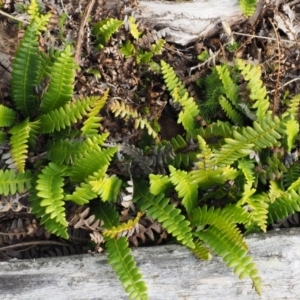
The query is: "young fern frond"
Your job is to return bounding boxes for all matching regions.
[110,100,158,138]
[89,174,122,202]
[285,118,299,152]
[236,59,270,122]
[239,0,257,17]
[38,96,99,133]
[169,165,198,214]
[0,105,16,127]
[31,163,69,238]
[93,18,123,49]
[127,16,142,40]
[161,60,200,132]
[105,237,148,300]
[283,162,300,189]
[219,95,244,125]
[195,226,262,295]
[149,174,172,195]
[39,45,76,113]
[135,181,195,249]
[81,89,108,136]
[216,64,239,106]
[9,119,34,172]
[286,94,300,118]
[0,170,32,196]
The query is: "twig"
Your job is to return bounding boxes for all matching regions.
[0,10,29,24]
[74,0,96,65]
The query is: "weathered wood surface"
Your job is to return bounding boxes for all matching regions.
[133,0,244,45]
[1,228,300,299]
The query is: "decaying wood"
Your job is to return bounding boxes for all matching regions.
[1,228,300,299]
[133,0,244,45]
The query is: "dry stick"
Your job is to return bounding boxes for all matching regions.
[268,18,281,115]
[74,0,96,65]
[0,10,29,24]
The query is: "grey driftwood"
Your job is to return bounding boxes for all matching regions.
[0,228,300,299]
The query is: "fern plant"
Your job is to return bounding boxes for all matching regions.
[0,2,148,299]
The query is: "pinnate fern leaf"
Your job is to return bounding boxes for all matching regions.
[169,165,198,214]
[0,170,32,196]
[31,163,69,238]
[11,22,40,117]
[81,89,108,136]
[236,58,270,121]
[38,96,99,133]
[105,237,148,300]
[0,105,16,127]
[196,226,262,295]
[135,181,195,248]
[39,45,76,113]
[9,119,32,172]
[219,95,243,126]
[239,0,257,17]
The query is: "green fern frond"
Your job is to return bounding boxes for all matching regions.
[0,170,32,196]
[0,105,16,127]
[239,0,257,17]
[110,100,158,138]
[268,189,300,224]
[151,39,165,55]
[214,116,285,166]
[190,239,212,260]
[39,45,75,113]
[236,58,270,122]
[219,95,244,125]
[31,163,69,238]
[216,64,239,106]
[65,181,97,205]
[47,139,83,164]
[238,160,255,186]
[90,174,122,202]
[283,162,300,189]
[105,237,148,300]
[149,174,172,195]
[169,165,198,214]
[286,94,300,118]
[38,96,99,133]
[135,181,195,248]
[195,226,262,295]
[93,201,119,228]
[268,181,285,203]
[285,118,299,152]
[27,0,51,29]
[9,119,32,172]
[246,194,269,232]
[161,60,187,98]
[128,16,142,40]
[120,41,136,58]
[81,89,108,136]
[11,22,40,117]
[174,88,200,132]
[190,205,250,250]
[93,18,123,49]
[70,147,117,182]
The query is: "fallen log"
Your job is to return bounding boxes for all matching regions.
[0,228,300,299]
[133,0,245,45]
